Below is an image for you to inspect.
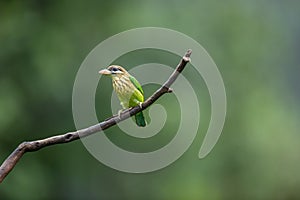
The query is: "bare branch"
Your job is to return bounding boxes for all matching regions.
[0,49,192,183]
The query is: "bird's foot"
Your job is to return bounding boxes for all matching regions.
[117,109,123,119]
[138,102,143,108]
[133,99,143,108]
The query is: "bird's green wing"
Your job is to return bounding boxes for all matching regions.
[129,75,144,95]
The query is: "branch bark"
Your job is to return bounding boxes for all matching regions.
[0,49,192,183]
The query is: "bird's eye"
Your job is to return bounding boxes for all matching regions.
[112,67,118,72]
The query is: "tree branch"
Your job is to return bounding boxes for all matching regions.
[0,49,192,183]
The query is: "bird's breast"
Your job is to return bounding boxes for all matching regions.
[112,76,132,93]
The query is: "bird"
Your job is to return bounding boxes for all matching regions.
[99,65,146,127]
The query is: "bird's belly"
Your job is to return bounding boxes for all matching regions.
[114,85,134,108]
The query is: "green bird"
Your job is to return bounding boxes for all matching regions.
[99,65,146,127]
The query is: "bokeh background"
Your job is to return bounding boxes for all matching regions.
[1,0,300,199]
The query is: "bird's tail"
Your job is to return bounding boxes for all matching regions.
[135,111,146,127]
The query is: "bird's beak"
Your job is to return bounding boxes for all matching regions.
[99,69,111,75]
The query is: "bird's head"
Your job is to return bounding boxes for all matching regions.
[99,65,128,77]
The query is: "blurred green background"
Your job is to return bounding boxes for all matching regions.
[1,0,300,199]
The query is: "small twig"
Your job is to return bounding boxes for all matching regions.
[0,49,192,183]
